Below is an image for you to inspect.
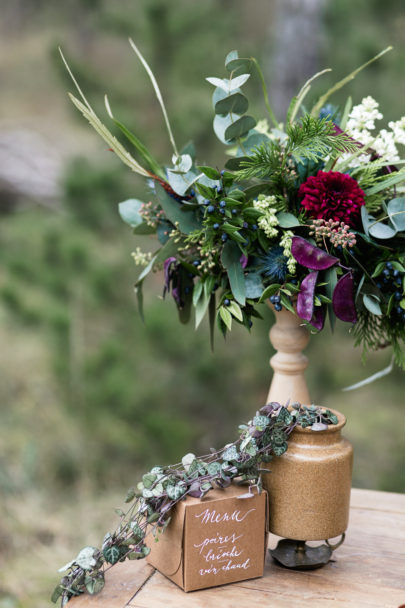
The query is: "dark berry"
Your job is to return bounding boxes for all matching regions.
[221,233,228,242]
[252,224,258,230]
[396,306,403,314]
[274,303,282,312]
[395,292,402,300]
[193,260,200,267]
[386,262,393,270]
[269,295,276,304]
[273,295,281,304]
[189,189,195,197]
[220,170,225,177]
[396,278,402,286]
[216,186,223,194]
[248,320,253,328]
[219,200,226,208]
[376,282,382,289]
[393,269,400,277]
[383,268,390,277]
[243,222,249,229]
[231,209,238,215]
[203,199,210,205]
[207,205,215,213]
[402,313,405,322]
[213,223,220,230]
[224,298,230,306]
[219,208,225,215]
[243,239,249,246]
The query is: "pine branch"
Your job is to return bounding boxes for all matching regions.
[235,141,282,181]
[286,116,359,162]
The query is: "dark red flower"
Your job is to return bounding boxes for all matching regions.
[298,170,365,227]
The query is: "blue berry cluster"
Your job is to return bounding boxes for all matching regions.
[269,294,282,311]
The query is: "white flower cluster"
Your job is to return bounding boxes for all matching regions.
[131,247,152,267]
[253,194,279,238]
[341,96,405,168]
[279,230,296,275]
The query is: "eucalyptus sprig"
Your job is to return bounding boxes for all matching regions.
[52,403,338,606]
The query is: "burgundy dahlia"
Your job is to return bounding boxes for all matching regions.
[298,170,365,227]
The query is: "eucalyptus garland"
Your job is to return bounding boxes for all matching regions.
[52,403,338,605]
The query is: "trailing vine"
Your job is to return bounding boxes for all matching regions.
[52,403,338,606]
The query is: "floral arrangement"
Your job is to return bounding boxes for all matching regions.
[52,402,338,604]
[61,43,405,369]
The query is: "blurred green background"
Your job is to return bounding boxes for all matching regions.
[0,1,404,606]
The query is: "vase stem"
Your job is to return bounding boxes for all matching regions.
[267,305,311,406]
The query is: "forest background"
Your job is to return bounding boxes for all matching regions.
[0,1,404,606]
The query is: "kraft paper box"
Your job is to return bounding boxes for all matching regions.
[147,484,268,592]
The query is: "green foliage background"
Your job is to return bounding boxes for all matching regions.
[0,1,404,606]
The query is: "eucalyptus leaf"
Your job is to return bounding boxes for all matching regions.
[276,212,301,228]
[225,115,256,141]
[213,113,235,144]
[215,92,249,116]
[387,197,405,231]
[369,221,397,240]
[118,199,145,227]
[244,272,264,299]
[363,293,383,316]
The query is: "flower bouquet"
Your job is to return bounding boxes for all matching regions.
[62,43,405,370]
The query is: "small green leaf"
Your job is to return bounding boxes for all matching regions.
[75,547,98,571]
[125,487,136,503]
[221,241,246,305]
[197,166,221,180]
[142,473,157,489]
[371,262,386,278]
[222,445,239,461]
[85,573,105,595]
[51,585,63,603]
[103,545,121,565]
[219,306,232,330]
[259,283,281,302]
[228,300,243,322]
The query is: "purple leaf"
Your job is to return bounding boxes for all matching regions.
[163,257,177,290]
[310,305,326,330]
[332,272,357,323]
[297,271,318,321]
[291,236,339,270]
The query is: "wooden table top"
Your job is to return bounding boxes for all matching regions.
[70,488,405,608]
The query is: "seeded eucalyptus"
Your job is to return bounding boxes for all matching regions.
[52,403,338,606]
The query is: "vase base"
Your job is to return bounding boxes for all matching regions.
[270,535,345,570]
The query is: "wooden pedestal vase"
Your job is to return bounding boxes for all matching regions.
[263,409,353,542]
[264,306,353,567]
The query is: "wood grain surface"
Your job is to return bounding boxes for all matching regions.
[70,488,405,608]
